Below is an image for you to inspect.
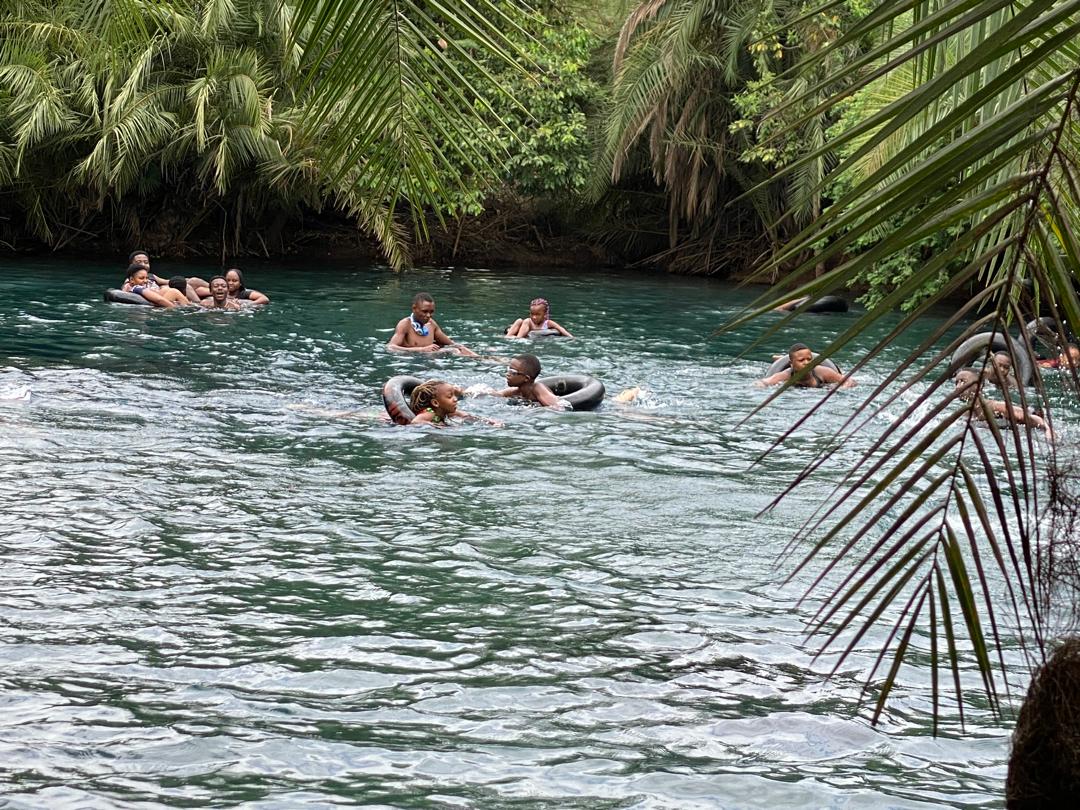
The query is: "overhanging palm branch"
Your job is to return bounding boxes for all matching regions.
[288,0,531,255]
[725,0,1080,724]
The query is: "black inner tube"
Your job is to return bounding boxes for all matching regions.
[948,332,1033,387]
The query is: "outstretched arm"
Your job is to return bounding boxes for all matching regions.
[817,365,856,388]
[547,319,573,337]
[755,371,789,387]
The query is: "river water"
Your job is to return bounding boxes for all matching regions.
[0,258,1058,807]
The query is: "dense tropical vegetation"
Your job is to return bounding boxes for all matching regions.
[4,0,1080,786]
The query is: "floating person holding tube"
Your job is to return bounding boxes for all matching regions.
[388,292,479,356]
[408,379,500,426]
[505,298,573,338]
[757,343,855,388]
[952,369,1052,440]
[466,354,569,409]
[121,264,191,308]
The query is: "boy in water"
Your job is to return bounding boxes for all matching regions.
[491,354,568,408]
[200,276,241,310]
[953,369,1052,440]
[388,292,478,356]
[758,342,854,388]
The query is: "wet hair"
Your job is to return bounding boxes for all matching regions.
[788,342,810,359]
[410,379,449,413]
[168,275,187,292]
[530,297,550,315]
[224,267,245,290]
[126,263,147,279]
[412,292,434,306]
[953,368,982,392]
[128,249,149,263]
[208,275,227,288]
[513,353,541,380]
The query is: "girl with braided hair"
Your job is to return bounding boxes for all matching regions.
[505,298,572,338]
[409,380,497,426]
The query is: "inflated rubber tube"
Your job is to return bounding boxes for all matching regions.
[536,374,605,411]
[766,354,841,378]
[383,375,424,425]
[528,327,563,337]
[804,295,849,314]
[1025,317,1075,358]
[104,288,151,306]
[948,332,1033,386]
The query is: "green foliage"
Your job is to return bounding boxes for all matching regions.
[726,0,1080,730]
[436,9,602,217]
[0,0,535,265]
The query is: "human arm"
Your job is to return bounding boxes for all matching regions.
[816,365,856,388]
[432,322,479,356]
[991,400,1054,439]
[547,319,573,338]
[138,288,176,308]
[245,288,270,305]
[505,318,525,337]
[387,320,439,352]
[774,296,808,313]
[531,382,569,409]
[755,371,790,387]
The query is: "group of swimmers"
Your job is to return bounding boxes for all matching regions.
[110,257,1073,434]
[120,250,269,309]
[386,293,575,424]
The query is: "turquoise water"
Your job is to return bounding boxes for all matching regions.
[0,258,1048,807]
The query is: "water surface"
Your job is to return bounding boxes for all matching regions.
[0,258,1056,808]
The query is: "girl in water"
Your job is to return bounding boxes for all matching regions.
[505,298,572,338]
[122,265,191,308]
[409,380,497,426]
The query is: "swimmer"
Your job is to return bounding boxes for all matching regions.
[200,276,242,310]
[757,342,854,388]
[982,351,1017,391]
[168,274,201,304]
[953,369,1052,440]
[506,298,572,338]
[122,265,191,308]
[773,295,810,313]
[485,354,567,408]
[1037,343,1080,369]
[127,250,207,292]
[409,380,495,425]
[388,292,478,356]
[195,268,269,304]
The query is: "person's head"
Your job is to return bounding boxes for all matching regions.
[411,292,436,324]
[788,342,814,373]
[209,275,228,301]
[992,352,1012,373]
[506,353,541,385]
[410,379,457,416]
[1060,344,1080,368]
[126,264,148,284]
[224,268,245,295]
[953,368,981,400]
[128,250,150,269]
[168,275,188,293]
[529,297,550,326]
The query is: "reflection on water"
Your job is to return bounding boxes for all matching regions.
[0,258,1043,807]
